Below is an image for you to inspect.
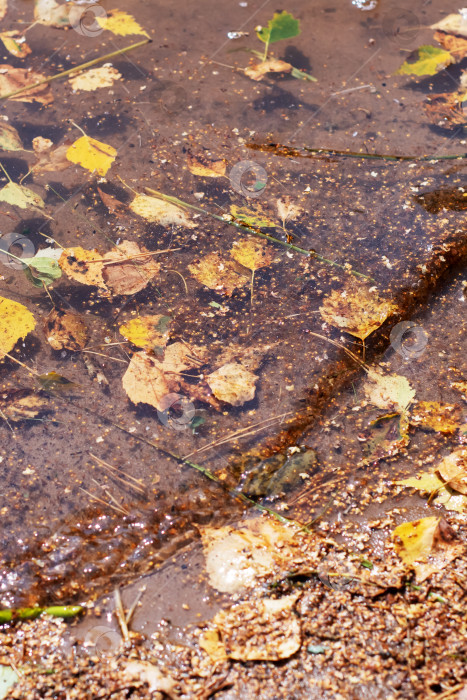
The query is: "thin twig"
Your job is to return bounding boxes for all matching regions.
[114,588,130,644]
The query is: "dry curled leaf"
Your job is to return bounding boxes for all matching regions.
[43,309,88,351]
[186,152,227,178]
[436,448,467,495]
[188,253,248,296]
[230,237,274,271]
[0,65,53,104]
[408,401,461,434]
[0,296,36,360]
[392,517,464,582]
[207,362,257,406]
[320,282,396,340]
[244,57,293,81]
[213,594,301,661]
[363,368,415,413]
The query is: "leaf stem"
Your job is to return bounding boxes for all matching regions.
[247,142,467,162]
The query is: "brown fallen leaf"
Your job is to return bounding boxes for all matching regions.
[188,253,248,296]
[122,351,171,411]
[437,448,467,494]
[424,90,467,127]
[97,187,127,215]
[159,341,207,374]
[130,193,195,227]
[213,594,301,661]
[0,388,50,422]
[392,516,464,582]
[186,152,227,178]
[433,31,467,61]
[319,281,396,341]
[0,65,53,104]
[363,368,416,413]
[244,57,294,81]
[43,309,88,351]
[32,137,71,173]
[408,401,461,434]
[102,241,160,295]
[207,362,257,406]
[121,660,179,699]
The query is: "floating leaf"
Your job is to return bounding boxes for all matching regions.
[392,517,464,582]
[43,309,88,351]
[119,315,170,350]
[69,64,122,92]
[0,182,45,213]
[0,122,22,151]
[66,135,117,176]
[230,204,276,229]
[0,64,53,103]
[97,10,149,37]
[276,196,302,227]
[186,152,226,178]
[0,296,35,360]
[256,11,300,44]
[408,401,461,434]
[0,31,31,58]
[188,252,248,296]
[319,281,396,340]
[129,193,195,227]
[212,594,301,661]
[230,237,274,271]
[363,368,415,413]
[207,362,257,406]
[437,448,467,494]
[396,45,453,76]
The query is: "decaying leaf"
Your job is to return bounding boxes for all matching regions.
[101,240,160,295]
[0,31,31,58]
[0,388,50,422]
[230,237,274,271]
[69,64,122,92]
[229,204,276,229]
[437,448,467,495]
[96,10,149,38]
[207,362,257,406]
[319,282,396,340]
[32,136,71,173]
[66,135,117,176]
[396,45,453,76]
[121,661,179,699]
[0,296,35,360]
[392,517,464,582]
[396,472,467,514]
[276,196,302,227]
[363,368,415,413]
[129,193,195,228]
[432,11,467,39]
[159,341,207,374]
[212,594,301,661]
[198,629,228,663]
[59,247,107,289]
[188,253,248,296]
[361,412,410,465]
[97,187,127,214]
[424,90,467,127]
[43,309,88,351]
[34,0,71,27]
[244,58,294,81]
[186,152,226,178]
[408,401,461,434]
[122,351,170,411]
[0,65,53,104]
[0,121,23,151]
[200,517,299,594]
[0,182,45,214]
[119,315,170,350]
[433,31,467,62]
[0,0,7,21]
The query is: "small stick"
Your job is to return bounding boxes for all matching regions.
[0,39,151,100]
[114,588,130,644]
[125,586,146,626]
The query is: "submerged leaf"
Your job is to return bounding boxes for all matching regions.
[0,297,35,360]
[101,241,160,295]
[408,401,461,434]
[66,135,117,176]
[437,448,467,495]
[34,0,71,27]
[319,282,396,340]
[396,471,467,513]
[43,309,88,351]
[186,152,226,178]
[363,369,415,413]
[59,246,107,288]
[122,351,170,411]
[396,45,453,76]
[37,371,77,393]
[0,182,45,212]
[230,204,276,228]
[0,64,53,103]
[207,362,257,406]
[230,237,274,271]
[188,253,248,296]
[69,64,122,92]
[0,31,31,58]
[22,255,62,286]
[129,193,195,227]
[431,11,467,39]
[32,136,71,174]
[0,389,49,422]
[119,315,171,350]
[0,122,23,151]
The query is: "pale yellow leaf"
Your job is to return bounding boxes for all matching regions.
[0,65,53,104]
[0,182,45,212]
[437,448,467,494]
[119,315,170,350]
[69,64,121,92]
[186,153,226,178]
[364,368,415,413]
[408,401,461,434]
[129,194,195,228]
[207,362,257,405]
[122,351,170,411]
[59,247,106,288]
[431,11,467,39]
[320,281,396,340]
[244,58,293,81]
[0,31,31,58]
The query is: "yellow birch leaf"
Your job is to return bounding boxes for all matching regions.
[66,135,117,176]
[59,246,106,288]
[0,296,36,360]
[207,362,257,406]
[68,65,121,92]
[122,351,170,411]
[408,401,461,434]
[0,182,45,213]
[119,315,170,350]
[230,204,276,229]
[396,45,453,76]
[129,193,195,227]
[0,31,31,58]
[188,252,248,296]
[186,153,226,178]
[392,517,464,582]
[230,237,274,271]
[319,281,396,340]
[97,10,149,37]
[363,368,415,413]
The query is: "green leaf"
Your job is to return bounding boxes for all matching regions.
[0,665,18,698]
[257,11,300,45]
[22,256,62,286]
[38,372,77,393]
[396,45,453,76]
[0,123,23,151]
